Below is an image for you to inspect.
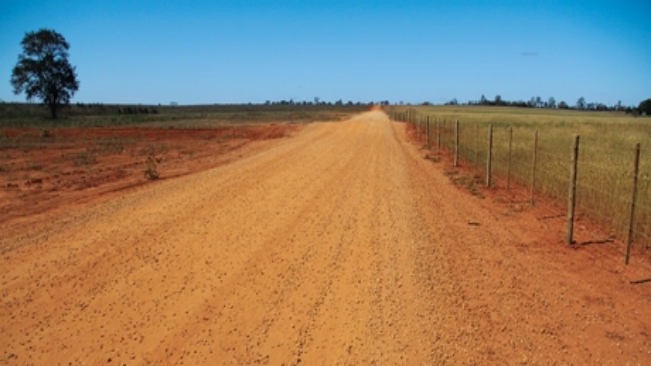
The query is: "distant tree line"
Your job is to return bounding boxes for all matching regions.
[262,98,391,107]
[72,102,158,115]
[443,95,651,115]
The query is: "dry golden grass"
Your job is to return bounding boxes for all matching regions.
[388,105,651,247]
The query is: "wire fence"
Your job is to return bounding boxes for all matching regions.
[393,109,650,263]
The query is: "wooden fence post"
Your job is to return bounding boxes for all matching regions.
[475,124,479,164]
[507,127,513,190]
[417,115,421,141]
[531,131,538,206]
[443,119,447,150]
[442,119,446,150]
[426,116,430,148]
[566,135,580,245]
[437,118,441,154]
[486,124,493,187]
[625,143,641,264]
[454,120,460,167]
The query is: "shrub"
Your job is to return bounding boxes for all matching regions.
[144,155,159,180]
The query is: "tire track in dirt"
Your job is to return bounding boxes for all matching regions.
[1,111,650,365]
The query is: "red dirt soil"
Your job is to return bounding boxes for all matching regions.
[0,124,299,238]
[1,112,650,365]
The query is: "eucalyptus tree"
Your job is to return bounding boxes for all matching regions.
[11,29,79,119]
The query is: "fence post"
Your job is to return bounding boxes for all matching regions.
[446,119,450,150]
[507,127,513,190]
[531,131,538,206]
[417,115,421,141]
[625,143,641,264]
[475,124,479,164]
[443,119,447,150]
[486,124,493,187]
[442,119,446,150]
[566,135,580,245]
[422,115,425,141]
[437,118,441,154]
[454,120,460,167]
[426,116,430,148]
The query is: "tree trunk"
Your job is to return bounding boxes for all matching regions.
[49,103,57,119]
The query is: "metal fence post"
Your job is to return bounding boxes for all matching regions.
[507,127,513,190]
[486,124,493,187]
[454,120,459,167]
[566,135,580,245]
[625,143,641,264]
[531,131,538,206]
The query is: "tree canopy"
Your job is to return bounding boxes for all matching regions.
[638,98,651,115]
[10,29,79,119]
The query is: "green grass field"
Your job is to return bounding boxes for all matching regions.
[387,105,651,250]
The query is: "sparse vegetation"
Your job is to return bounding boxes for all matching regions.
[144,155,160,180]
[73,151,97,167]
[0,103,369,128]
[444,167,485,198]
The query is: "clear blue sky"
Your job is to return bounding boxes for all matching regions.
[1,0,650,106]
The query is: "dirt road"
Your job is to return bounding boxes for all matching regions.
[1,111,650,365]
